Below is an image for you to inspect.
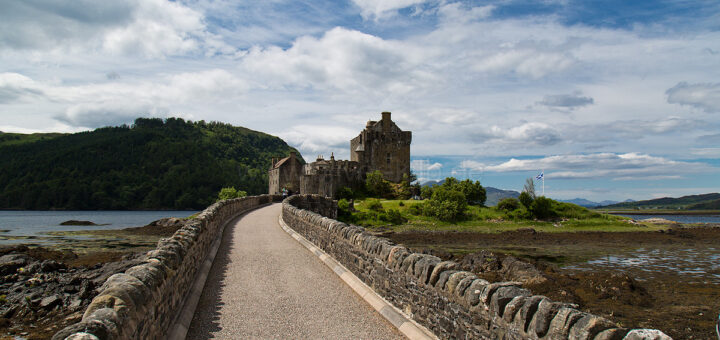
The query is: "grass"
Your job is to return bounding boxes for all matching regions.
[345,199,667,233]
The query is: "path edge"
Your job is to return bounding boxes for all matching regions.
[279,215,438,340]
[168,203,271,340]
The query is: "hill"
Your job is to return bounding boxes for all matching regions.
[599,193,720,210]
[485,187,520,206]
[0,118,300,210]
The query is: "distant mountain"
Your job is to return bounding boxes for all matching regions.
[557,198,630,208]
[485,187,520,206]
[0,118,300,210]
[598,193,720,210]
[420,180,519,206]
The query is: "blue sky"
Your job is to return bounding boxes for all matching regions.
[1,0,719,201]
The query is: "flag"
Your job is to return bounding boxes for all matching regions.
[536,172,544,180]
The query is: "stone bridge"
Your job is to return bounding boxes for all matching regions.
[53,195,670,340]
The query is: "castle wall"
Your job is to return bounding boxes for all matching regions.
[268,153,302,194]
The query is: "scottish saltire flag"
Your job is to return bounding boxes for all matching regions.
[536,172,544,180]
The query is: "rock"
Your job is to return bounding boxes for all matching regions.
[40,295,62,310]
[41,260,67,272]
[623,329,673,340]
[60,220,98,226]
[0,254,30,275]
[567,314,615,339]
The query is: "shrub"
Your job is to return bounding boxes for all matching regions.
[366,199,384,211]
[530,196,555,219]
[497,198,520,211]
[217,187,246,201]
[336,187,354,200]
[407,203,423,215]
[398,201,405,207]
[518,191,534,209]
[380,209,407,225]
[424,187,467,221]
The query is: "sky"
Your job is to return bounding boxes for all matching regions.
[1,0,719,202]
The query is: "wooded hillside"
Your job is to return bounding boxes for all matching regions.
[0,118,300,210]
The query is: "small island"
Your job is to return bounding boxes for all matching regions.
[59,220,99,226]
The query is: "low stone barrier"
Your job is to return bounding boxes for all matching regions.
[53,194,281,340]
[282,195,671,340]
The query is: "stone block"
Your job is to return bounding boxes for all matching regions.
[489,286,530,318]
[512,295,544,334]
[622,329,672,340]
[528,298,576,338]
[428,261,458,286]
[413,255,441,283]
[435,270,459,289]
[502,295,529,323]
[545,307,584,339]
[593,328,629,340]
[568,314,616,340]
[463,279,490,307]
[446,271,474,295]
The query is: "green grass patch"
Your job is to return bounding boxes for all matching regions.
[343,199,665,233]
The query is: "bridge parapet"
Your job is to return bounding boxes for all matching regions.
[53,194,282,340]
[282,195,671,340]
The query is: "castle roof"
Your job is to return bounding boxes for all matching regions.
[273,156,291,169]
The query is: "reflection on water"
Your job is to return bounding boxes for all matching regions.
[564,247,720,284]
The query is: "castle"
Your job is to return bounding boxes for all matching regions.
[269,112,411,198]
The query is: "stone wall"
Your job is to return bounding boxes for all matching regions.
[53,194,282,340]
[282,195,670,340]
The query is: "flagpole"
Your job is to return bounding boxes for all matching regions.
[542,169,545,196]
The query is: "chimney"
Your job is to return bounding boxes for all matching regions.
[381,111,391,131]
[290,151,296,159]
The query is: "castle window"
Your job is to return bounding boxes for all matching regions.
[386,153,391,165]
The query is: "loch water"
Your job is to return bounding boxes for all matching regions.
[615,214,720,224]
[0,210,196,245]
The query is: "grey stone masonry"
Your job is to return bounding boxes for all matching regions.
[53,194,282,340]
[282,195,672,340]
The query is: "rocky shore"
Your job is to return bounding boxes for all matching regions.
[0,217,187,339]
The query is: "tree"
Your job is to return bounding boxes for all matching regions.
[455,179,487,206]
[523,177,536,199]
[518,191,534,209]
[530,196,554,219]
[217,187,238,201]
[365,170,393,198]
[424,187,467,221]
[420,185,434,199]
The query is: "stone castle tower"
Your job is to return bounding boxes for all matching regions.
[269,112,411,197]
[350,112,412,183]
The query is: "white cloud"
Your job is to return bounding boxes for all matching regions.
[666,82,720,113]
[351,0,432,20]
[241,27,437,98]
[0,73,44,103]
[0,0,229,58]
[473,122,562,147]
[461,153,715,180]
[278,125,358,160]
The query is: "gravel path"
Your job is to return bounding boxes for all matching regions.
[187,203,404,339]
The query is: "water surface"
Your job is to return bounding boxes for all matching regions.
[0,210,196,245]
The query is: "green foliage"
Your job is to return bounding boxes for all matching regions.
[365,171,393,198]
[420,185,434,199]
[530,196,555,219]
[518,191,534,209]
[424,187,467,221]
[366,199,384,211]
[336,187,355,200]
[380,209,407,225]
[0,117,299,210]
[497,198,520,211]
[454,179,486,205]
[408,203,423,215]
[217,187,247,201]
[398,201,404,206]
